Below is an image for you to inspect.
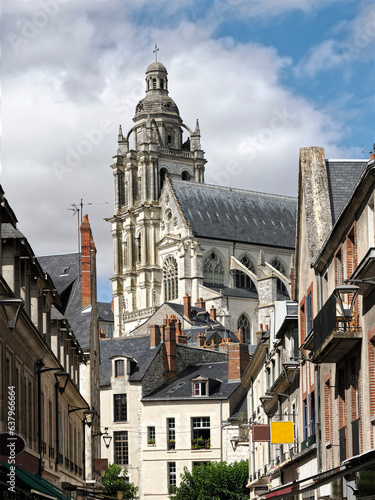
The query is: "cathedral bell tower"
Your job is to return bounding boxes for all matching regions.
[109,61,206,336]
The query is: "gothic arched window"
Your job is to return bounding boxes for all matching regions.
[235,255,256,291]
[237,313,251,343]
[270,257,288,295]
[163,256,178,301]
[203,251,224,286]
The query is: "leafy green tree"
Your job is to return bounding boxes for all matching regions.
[102,463,138,500]
[170,460,249,500]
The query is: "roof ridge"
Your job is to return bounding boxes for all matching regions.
[170,179,297,201]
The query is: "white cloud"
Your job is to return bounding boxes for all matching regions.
[295,1,375,77]
[2,2,347,299]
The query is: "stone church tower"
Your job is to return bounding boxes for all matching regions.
[109,62,207,336]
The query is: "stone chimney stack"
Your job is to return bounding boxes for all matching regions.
[183,293,192,320]
[165,317,177,381]
[209,305,217,321]
[150,325,161,348]
[80,214,96,309]
[227,343,250,381]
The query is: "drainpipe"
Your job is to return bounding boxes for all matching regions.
[316,273,322,473]
[220,400,223,461]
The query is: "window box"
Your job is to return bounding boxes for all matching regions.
[191,438,210,450]
[168,440,175,450]
[147,439,156,446]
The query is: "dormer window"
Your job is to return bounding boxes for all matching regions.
[115,359,125,377]
[192,376,208,397]
[60,266,70,276]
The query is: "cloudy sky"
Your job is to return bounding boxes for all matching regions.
[2,0,375,302]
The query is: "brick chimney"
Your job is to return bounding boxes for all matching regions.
[209,305,217,321]
[183,293,192,321]
[80,214,97,309]
[195,297,206,309]
[150,325,161,348]
[227,343,250,381]
[165,317,177,381]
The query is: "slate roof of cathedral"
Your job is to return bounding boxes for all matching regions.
[141,362,241,401]
[325,160,367,223]
[170,180,297,249]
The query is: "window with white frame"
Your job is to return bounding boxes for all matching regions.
[192,377,208,397]
[191,417,210,449]
[148,426,155,445]
[168,462,176,493]
[167,418,175,450]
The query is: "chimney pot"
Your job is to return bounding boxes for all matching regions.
[183,293,192,321]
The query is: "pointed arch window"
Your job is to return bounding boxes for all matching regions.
[270,257,288,295]
[163,256,178,301]
[237,313,251,344]
[203,251,224,286]
[235,255,256,291]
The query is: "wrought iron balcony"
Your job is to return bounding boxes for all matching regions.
[312,294,362,363]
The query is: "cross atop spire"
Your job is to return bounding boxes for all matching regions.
[153,44,159,62]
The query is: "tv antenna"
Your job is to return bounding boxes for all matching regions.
[67,199,108,276]
[361,144,375,159]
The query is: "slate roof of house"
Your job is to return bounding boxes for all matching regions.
[130,301,227,337]
[98,302,114,322]
[325,160,367,223]
[229,393,248,421]
[142,362,241,402]
[37,253,92,350]
[170,180,297,249]
[100,336,161,386]
[37,253,80,296]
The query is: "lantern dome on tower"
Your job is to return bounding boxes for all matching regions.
[134,62,180,118]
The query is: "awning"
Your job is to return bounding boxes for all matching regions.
[0,461,74,500]
[263,449,375,500]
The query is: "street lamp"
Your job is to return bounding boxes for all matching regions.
[0,297,24,331]
[282,361,300,385]
[92,427,113,449]
[333,284,359,321]
[260,395,274,416]
[35,359,69,475]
